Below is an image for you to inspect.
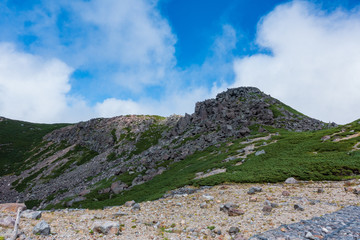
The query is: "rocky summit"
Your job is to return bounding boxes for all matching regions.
[0,87,329,208]
[1,86,360,239]
[1,86,357,213]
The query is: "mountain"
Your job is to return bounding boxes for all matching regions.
[1,87,359,210]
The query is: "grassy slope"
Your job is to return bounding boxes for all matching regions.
[0,118,68,176]
[61,120,360,210]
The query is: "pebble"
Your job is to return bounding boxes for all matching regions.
[228,208,245,216]
[202,195,214,201]
[248,187,262,194]
[294,204,304,211]
[249,196,257,202]
[93,221,120,234]
[317,188,324,193]
[200,202,207,209]
[229,226,240,235]
[262,205,272,213]
[250,206,360,240]
[132,203,141,211]
[125,200,135,207]
[282,190,290,196]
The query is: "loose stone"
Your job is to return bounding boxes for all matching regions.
[228,208,245,216]
[21,210,42,219]
[294,204,304,211]
[262,205,272,213]
[282,191,290,196]
[229,226,240,235]
[33,220,51,236]
[284,177,298,184]
[93,221,120,234]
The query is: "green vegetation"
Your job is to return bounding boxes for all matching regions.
[106,152,117,161]
[13,166,46,192]
[128,124,168,157]
[0,118,68,176]
[25,199,42,209]
[174,134,201,149]
[111,129,117,142]
[269,101,306,119]
[63,121,360,209]
[43,145,98,180]
[269,105,285,118]
[119,127,136,142]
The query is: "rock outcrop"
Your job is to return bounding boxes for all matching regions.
[0,87,333,207]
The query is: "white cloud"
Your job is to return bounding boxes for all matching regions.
[0,43,73,123]
[67,0,176,91]
[233,1,360,124]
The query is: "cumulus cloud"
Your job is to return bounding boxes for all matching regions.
[0,43,73,123]
[233,1,360,124]
[68,0,176,91]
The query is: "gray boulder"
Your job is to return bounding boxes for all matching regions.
[110,181,128,194]
[93,221,120,234]
[255,150,266,156]
[21,210,42,219]
[132,203,141,211]
[33,220,51,235]
[285,177,298,184]
[247,187,262,194]
[0,216,15,228]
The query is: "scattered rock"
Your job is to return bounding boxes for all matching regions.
[233,234,247,240]
[321,135,331,141]
[93,221,120,234]
[112,211,128,217]
[229,226,240,235]
[220,202,239,212]
[21,210,42,219]
[200,202,207,209]
[294,204,304,211]
[249,196,257,202]
[110,181,128,194]
[285,177,298,184]
[321,227,329,233]
[305,231,315,239]
[228,208,245,216]
[65,196,86,207]
[98,188,111,194]
[0,216,15,228]
[202,195,214,201]
[247,187,262,194]
[132,203,141,211]
[317,188,324,193]
[33,220,51,235]
[282,190,290,196]
[255,150,266,156]
[262,205,272,213]
[125,200,136,207]
[270,203,279,208]
[79,189,90,196]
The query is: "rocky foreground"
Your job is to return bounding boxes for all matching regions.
[1,179,359,240]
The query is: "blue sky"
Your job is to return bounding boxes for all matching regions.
[0,0,360,123]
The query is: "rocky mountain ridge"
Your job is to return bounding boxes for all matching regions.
[0,87,335,209]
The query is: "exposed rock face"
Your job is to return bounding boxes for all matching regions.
[0,87,332,206]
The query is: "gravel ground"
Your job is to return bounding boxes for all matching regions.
[1,180,359,240]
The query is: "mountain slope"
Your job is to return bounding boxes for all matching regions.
[0,117,68,176]
[2,87,359,210]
